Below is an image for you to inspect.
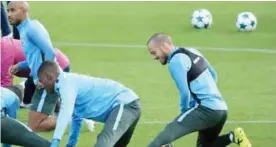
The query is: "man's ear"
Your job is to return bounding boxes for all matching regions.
[162,42,170,49]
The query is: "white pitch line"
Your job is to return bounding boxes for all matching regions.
[139,120,276,125]
[55,42,276,54]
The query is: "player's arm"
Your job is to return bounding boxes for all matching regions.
[27,24,56,61]
[17,60,29,70]
[169,54,192,112]
[51,84,77,147]
[66,117,83,147]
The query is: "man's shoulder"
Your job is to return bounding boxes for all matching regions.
[29,19,42,26]
[169,52,191,64]
[28,19,47,33]
[1,87,18,101]
[59,72,80,84]
[186,47,204,57]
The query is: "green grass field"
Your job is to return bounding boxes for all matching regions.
[15,1,276,147]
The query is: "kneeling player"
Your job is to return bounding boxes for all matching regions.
[1,86,50,147]
[38,61,141,147]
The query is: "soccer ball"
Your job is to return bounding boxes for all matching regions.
[236,12,257,32]
[191,9,212,29]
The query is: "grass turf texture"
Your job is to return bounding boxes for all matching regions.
[13,1,276,147]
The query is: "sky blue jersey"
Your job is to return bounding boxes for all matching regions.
[52,72,139,146]
[168,47,228,112]
[17,17,56,83]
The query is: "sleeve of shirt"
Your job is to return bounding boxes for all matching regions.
[169,54,192,112]
[53,82,77,141]
[27,24,56,61]
[67,117,83,146]
[1,48,14,86]
[6,95,19,119]
[18,60,29,70]
[205,58,217,82]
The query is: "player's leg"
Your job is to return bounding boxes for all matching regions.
[113,118,139,147]
[196,112,251,147]
[95,100,141,147]
[209,128,251,147]
[148,105,227,147]
[198,128,251,147]
[1,116,51,147]
[113,101,141,147]
[196,109,228,147]
[28,88,58,132]
[22,77,36,106]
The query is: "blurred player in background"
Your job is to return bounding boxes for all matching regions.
[147,33,251,147]
[1,86,51,147]
[1,2,12,37]
[1,1,20,39]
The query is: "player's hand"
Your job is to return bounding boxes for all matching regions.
[36,81,44,89]
[8,64,19,76]
[50,139,60,147]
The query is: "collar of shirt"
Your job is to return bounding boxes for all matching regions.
[167,47,180,63]
[17,17,30,31]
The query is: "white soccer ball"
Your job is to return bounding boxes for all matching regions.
[191,9,212,29]
[236,12,257,32]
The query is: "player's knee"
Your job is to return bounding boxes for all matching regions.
[149,124,176,147]
[28,111,49,131]
[28,121,39,131]
[96,133,115,147]
[38,116,56,132]
[29,119,56,132]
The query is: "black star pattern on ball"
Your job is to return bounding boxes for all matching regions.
[242,13,249,18]
[239,23,247,29]
[250,20,255,27]
[193,25,200,29]
[204,23,209,29]
[196,16,203,22]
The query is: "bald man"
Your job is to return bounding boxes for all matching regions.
[147,33,251,147]
[7,1,59,132]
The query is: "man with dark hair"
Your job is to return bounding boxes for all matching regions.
[38,61,141,147]
[146,33,251,147]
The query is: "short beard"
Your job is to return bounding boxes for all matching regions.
[161,56,168,65]
[15,19,23,26]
